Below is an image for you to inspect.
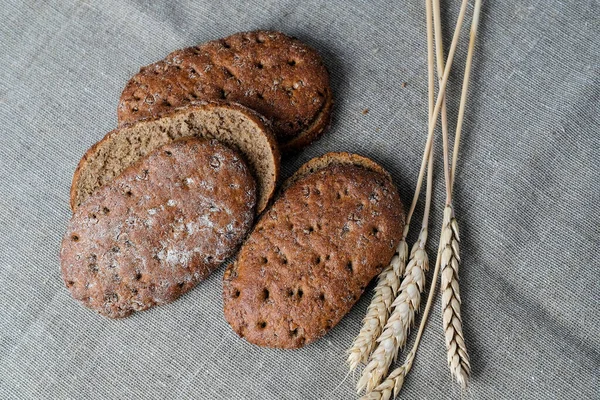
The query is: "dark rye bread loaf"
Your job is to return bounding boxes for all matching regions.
[71,102,279,214]
[61,138,256,318]
[223,154,405,348]
[281,152,393,191]
[118,30,332,152]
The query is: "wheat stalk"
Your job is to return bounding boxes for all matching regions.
[347,238,408,371]
[451,0,483,190]
[360,0,482,397]
[438,0,482,388]
[356,228,429,393]
[432,0,452,202]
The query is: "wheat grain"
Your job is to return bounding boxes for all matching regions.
[356,228,429,394]
[440,204,470,388]
[347,238,408,371]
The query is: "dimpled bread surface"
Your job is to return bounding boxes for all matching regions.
[223,162,405,348]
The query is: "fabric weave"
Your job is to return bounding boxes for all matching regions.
[0,1,598,398]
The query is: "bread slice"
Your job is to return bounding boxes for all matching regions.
[117,30,333,153]
[71,101,280,213]
[63,138,257,318]
[282,152,392,191]
[223,157,404,349]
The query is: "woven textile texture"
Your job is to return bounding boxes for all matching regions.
[0,0,598,398]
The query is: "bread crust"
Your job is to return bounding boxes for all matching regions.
[117,30,332,152]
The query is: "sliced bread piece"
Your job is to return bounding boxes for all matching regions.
[281,152,392,191]
[71,101,280,213]
[117,30,333,152]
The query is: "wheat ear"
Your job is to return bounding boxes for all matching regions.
[440,204,470,387]
[347,237,408,371]
[356,228,429,393]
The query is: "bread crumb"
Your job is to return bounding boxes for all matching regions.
[362,108,369,115]
[402,82,407,88]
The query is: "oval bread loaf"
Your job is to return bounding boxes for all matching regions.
[223,153,405,348]
[61,138,256,318]
[71,101,279,214]
[118,30,333,152]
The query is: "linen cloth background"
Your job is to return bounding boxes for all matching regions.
[0,0,598,399]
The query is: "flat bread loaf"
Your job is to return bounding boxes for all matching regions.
[223,153,405,348]
[117,30,332,152]
[61,138,256,318]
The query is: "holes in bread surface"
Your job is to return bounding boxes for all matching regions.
[257,321,267,329]
[233,289,241,298]
[346,261,353,273]
[164,150,172,156]
[71,234,79,242]
[222,41,231,49]
[288,60,297,66]
[256,62,264,69]
[257,92,264,100]
[261,288,270,301]
[135,271,142,281]
[297,288,304,299]
[222,67,234,78]
[104,292,119,304]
